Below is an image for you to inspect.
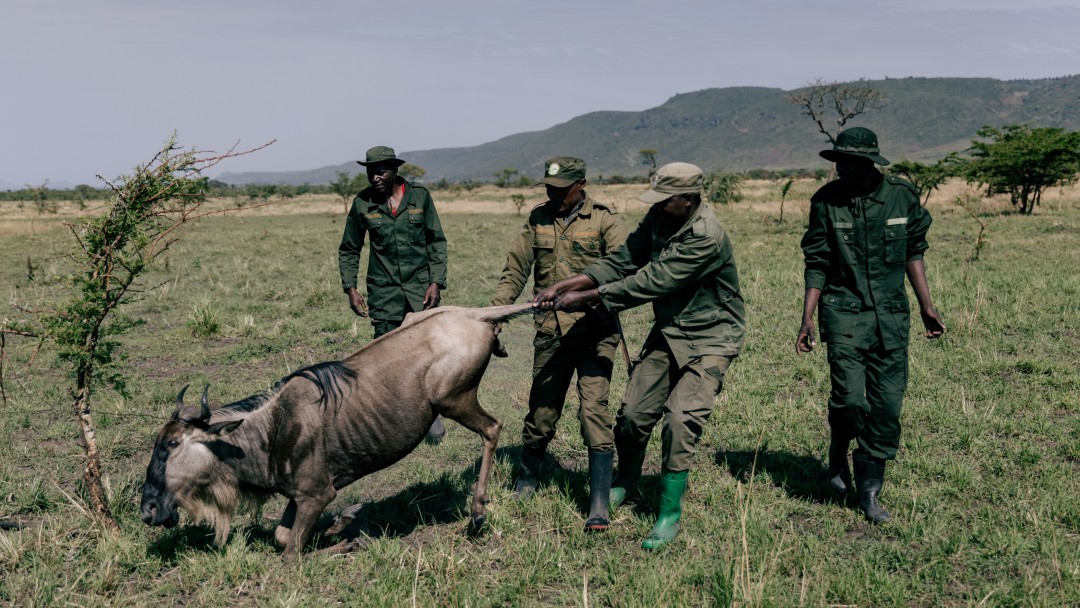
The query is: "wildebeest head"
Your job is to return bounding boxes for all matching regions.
[140,384,243,541]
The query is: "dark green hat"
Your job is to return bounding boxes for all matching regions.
[819,127,890,166]
[639,162,702,204]
[540,156,586,187]
[358,145,406,168]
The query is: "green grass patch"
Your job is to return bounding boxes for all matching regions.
[0,192,1077,606]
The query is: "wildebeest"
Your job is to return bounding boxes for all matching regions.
[140,302,535,559]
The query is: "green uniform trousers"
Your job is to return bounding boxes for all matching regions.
[371,300,417,338]
[523,330,619,452]
[826,340,908,461]
[614,339,732,473]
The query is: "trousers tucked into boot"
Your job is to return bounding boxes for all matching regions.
[642,469,688,550]
[584,450,613,532]
[852,451,890,524]
[609,444,647,508]
[514,446,544,499]
[825,433,852,495]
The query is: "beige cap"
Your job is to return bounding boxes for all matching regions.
[639,162,703,204]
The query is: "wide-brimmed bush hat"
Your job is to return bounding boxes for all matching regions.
[639,162,703,204]
[358,145,406,168]
[819,127,890,166]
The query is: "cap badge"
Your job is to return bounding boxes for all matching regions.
[547,163,560,176]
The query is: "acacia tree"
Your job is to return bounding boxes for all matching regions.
[639,149,659,179]
[1,135,271,531]
[890,154,962,206]
[331,171,354,214]
[965,125,1080,215]
[787,78,885,144]
[399,162,426,182]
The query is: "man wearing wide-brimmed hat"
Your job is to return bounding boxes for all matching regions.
[338,145,449,442]
[491,156,628,533]
[533,162,746,550]
[796,127,946,524]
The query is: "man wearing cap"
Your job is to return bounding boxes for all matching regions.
[338,145,449,442]
[796,127,946,523]
[534,162,745,550]
[491,156,628,532]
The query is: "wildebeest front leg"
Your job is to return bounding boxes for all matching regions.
[274,500,298,547]
[281,489,335,561]
[444,392,502,529]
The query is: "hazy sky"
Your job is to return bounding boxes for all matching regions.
[2,0,1077,187]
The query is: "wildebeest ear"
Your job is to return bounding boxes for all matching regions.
[206,420,242,436]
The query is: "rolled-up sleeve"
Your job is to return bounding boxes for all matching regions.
[801,199,829,291]
[905,200,931,262]
[597,234,719,313]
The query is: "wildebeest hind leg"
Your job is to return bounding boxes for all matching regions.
[444,392,502,529]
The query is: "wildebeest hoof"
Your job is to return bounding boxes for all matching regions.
[326,514,355,536]
[425,416,447,445]
[468,514,486,535]
[318,536,370,555]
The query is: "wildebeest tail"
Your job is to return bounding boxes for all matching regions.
[469,302,540,324]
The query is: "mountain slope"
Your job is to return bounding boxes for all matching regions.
[216,75,1080,185]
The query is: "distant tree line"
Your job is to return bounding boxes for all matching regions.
[7,124,1078,217]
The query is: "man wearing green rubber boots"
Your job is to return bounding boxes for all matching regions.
[534,162,745,549]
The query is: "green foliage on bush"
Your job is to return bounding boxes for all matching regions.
[965,124,1080,214]
[703,170,743,204]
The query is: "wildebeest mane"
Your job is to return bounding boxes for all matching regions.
[281,361,356,410]
[216,361,357,415]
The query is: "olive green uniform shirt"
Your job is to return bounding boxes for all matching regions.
[338,180,448,322]
[584,203,746,368]
[492,195,628,335]
[801,173,931,350]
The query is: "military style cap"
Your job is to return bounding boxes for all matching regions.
[358,145,406,168]
[819,127,890,166]
[540,156,587,187]
[639,162,703,204]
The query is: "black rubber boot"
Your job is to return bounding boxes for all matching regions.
[609,445,647,508]
[514,446,544,500]
[852,451,890,524]
[425,415,446,445]
[584,450,613,532]
[825,433,852,495]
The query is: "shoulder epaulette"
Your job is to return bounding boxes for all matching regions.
[885,175,919,196]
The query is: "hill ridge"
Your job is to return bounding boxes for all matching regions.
[216,75,1080,186]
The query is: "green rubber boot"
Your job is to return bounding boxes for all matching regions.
[641,469,688,551]
[609,446,647,508]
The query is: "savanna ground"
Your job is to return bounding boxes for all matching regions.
[0,179,1077,607]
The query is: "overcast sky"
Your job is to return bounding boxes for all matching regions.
[2,0,1077,187]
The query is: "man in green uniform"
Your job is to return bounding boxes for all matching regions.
[796,127,946,523]
[534,162,745,549]
[338,145,449,442]
[491,156,628,532]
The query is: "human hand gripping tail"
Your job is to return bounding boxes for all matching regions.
[532,274,599,311]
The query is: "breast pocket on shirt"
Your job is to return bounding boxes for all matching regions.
[407,210,426,244]
[571,231,601,268]
[884,223,907,264]
[364,215,387,249]
[833,227,856,265]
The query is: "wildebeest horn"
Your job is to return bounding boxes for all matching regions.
[200,385,211,420]
[175,384,191,412]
